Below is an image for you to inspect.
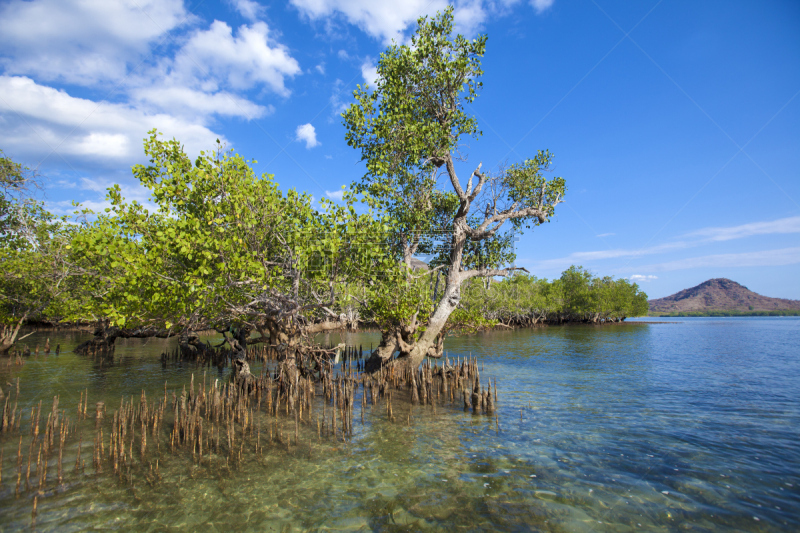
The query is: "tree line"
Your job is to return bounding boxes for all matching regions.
[459,266,648,327]
[0,9,648,370]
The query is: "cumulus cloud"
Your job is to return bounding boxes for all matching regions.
[629,274,657,282]
[0,0,302,168]
[172,21,301,97]
[125,20,299,121]
[291,0,448,43]
[291,0,552,42]
[453,0,488,36]
[0,76,224,162]
[0,0,190,86]
[129,86,272,120]
[295,123,319,148]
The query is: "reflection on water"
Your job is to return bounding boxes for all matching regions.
[1,318,799,531]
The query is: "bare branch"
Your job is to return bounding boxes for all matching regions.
[468,200,562,241]
[445,156,465,200]
[460,266,529,282]
[466,163,486,203]
[305,320,347,335]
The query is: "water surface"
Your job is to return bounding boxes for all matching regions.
[1,317,798,531]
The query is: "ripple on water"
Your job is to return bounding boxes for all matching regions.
[1,319,798,531]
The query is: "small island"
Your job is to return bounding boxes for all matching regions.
[648,278,800,316]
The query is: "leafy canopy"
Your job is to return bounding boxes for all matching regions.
[71,130,392,332]
[342,6,486,259]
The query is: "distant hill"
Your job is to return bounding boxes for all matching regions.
[409,257,429,271]
[649,278,800,315]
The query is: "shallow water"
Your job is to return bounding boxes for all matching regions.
[1,318,798,531]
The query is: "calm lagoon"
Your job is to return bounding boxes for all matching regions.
[1,317,798,531]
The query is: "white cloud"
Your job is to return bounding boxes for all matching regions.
[638,248,800,272]
[229,0,265,21]
[129,86,272,120]
[172,21,301,97]
[0,2,301,102]
[453,0,488,36]
[0,0,190,86]
[531,241,691,271]
[325,189,345,201]
[683,216,800,242]
[629,274,657,282]
[531,216,800,272]
[361,61,380,87]
[597,232,615,238]
[295,123,319,148]
[531,0,554,14]
[291,0,448,43]
[0,76,224,162]
[0,6,303,167]
[126,20,299,121]
[291,0,550,43]
[315,63,326,74]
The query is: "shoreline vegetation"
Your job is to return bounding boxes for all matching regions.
[649,309,800,317]
[14,265,650,339]
[451,265,648,329]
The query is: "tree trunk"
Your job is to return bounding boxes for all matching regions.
[396,277,460,371]
[0,314,28,354]
[366,278,459,374]
[365,217,469,375]
[363,328,400,373]
[75,324,171,355]
[225,328,257,390]
[179,330,215,358]
[75,323,119,355]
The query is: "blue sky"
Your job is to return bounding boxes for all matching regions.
[0,0,798,299]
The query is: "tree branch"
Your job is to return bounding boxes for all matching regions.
[469,200,562,241]
[305,320,347,335]
[466,164,486,203]
[445,156,465,200]
[460,266,529,282]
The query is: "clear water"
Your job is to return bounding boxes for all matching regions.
[1,318,798,531]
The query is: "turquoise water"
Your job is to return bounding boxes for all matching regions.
[0,318,798,531]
